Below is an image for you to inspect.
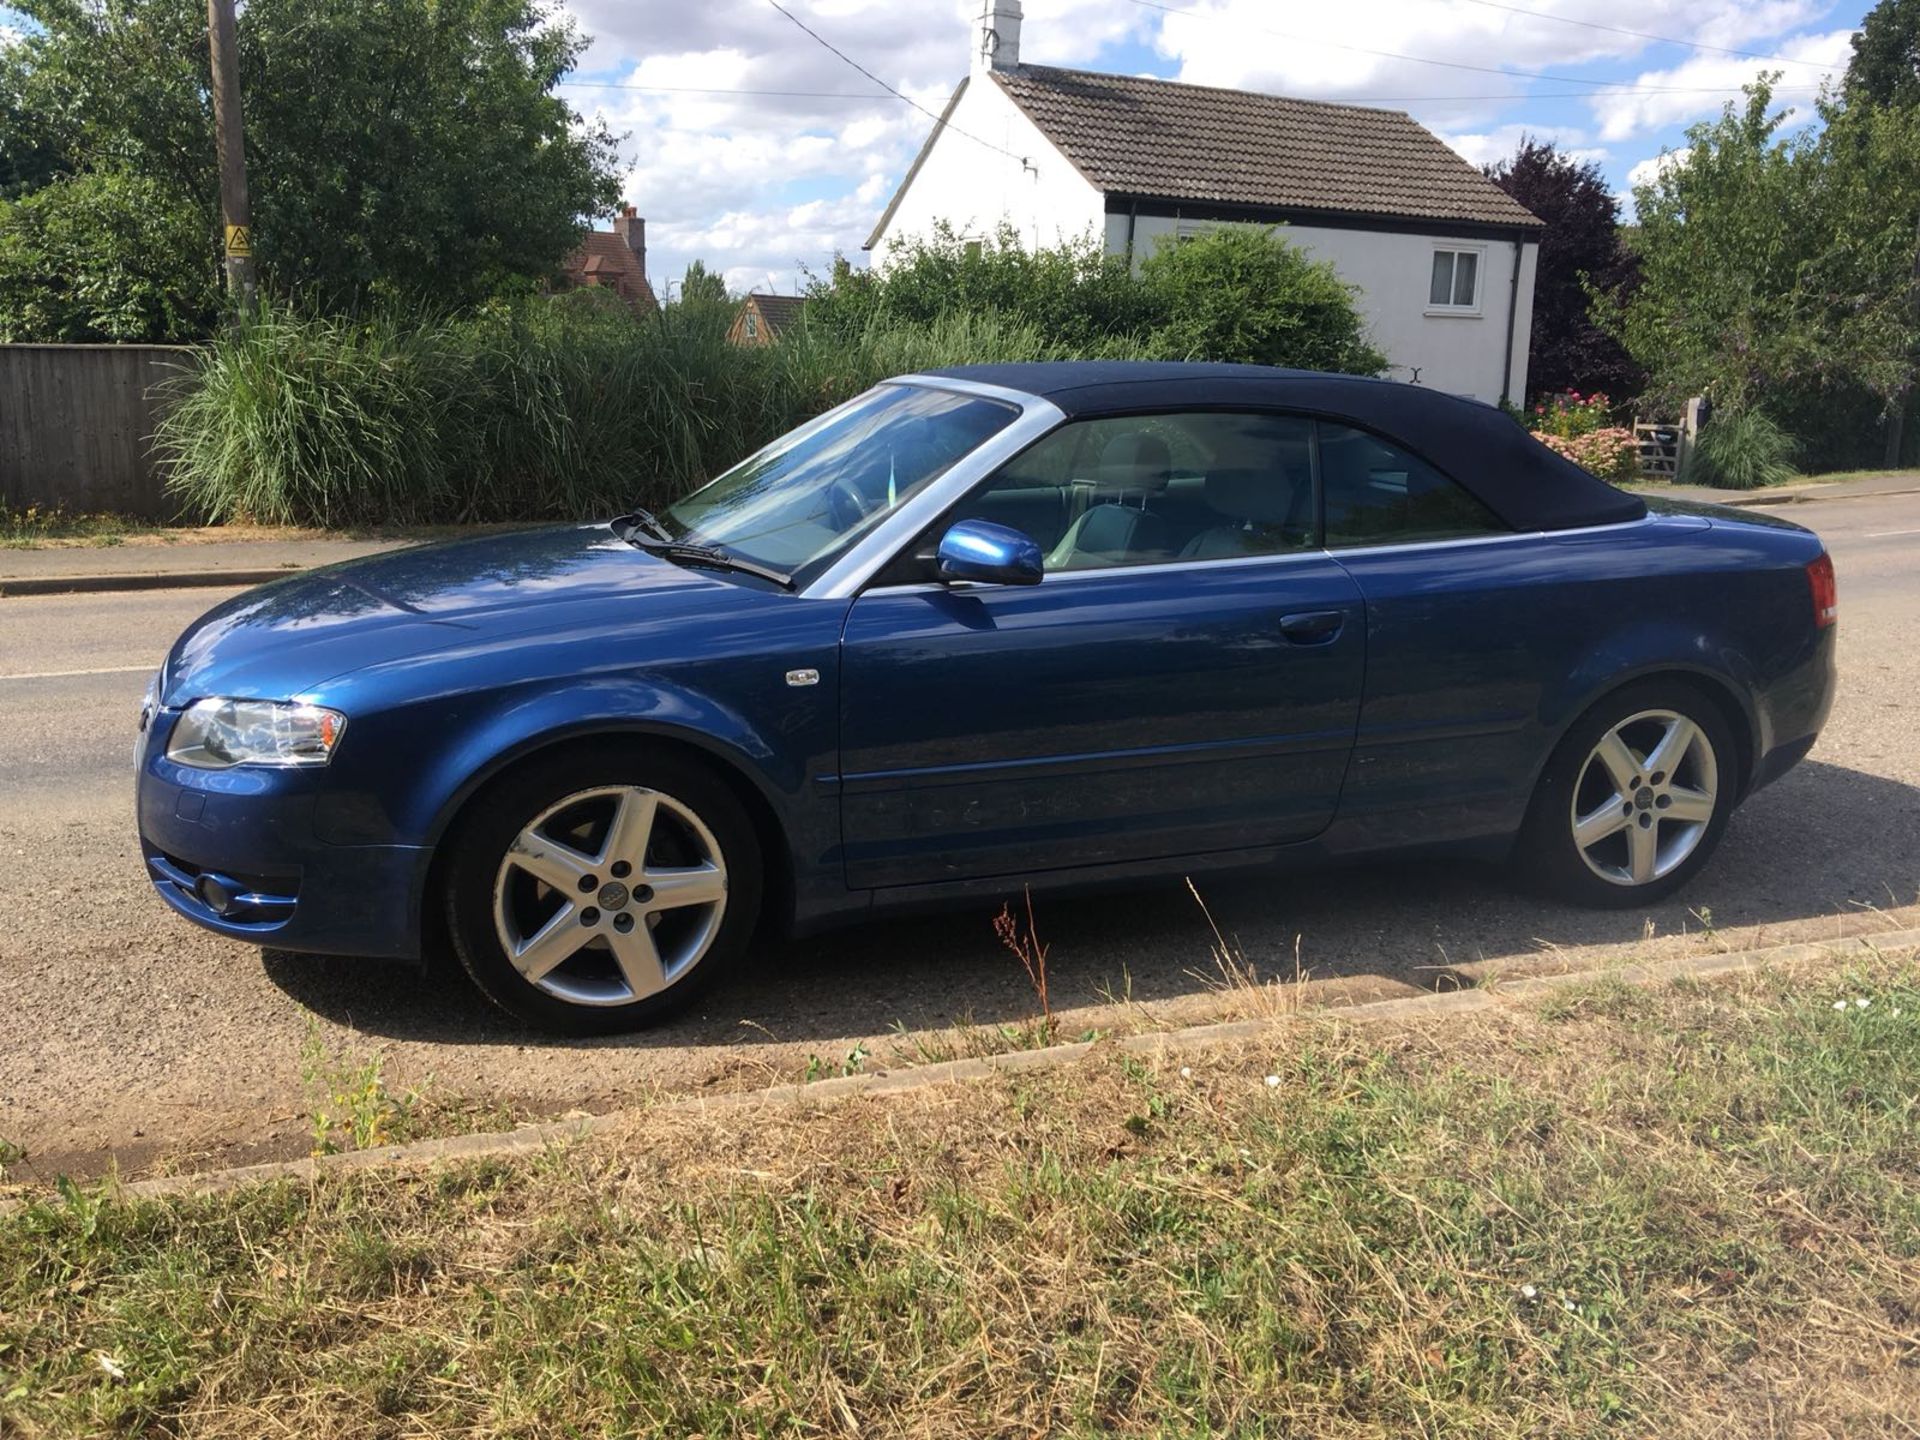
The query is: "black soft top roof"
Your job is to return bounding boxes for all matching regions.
[924,362,1645,533]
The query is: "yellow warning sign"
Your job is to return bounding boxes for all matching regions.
[224,224,252,257]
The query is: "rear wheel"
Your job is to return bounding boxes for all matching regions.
[443,746,761,1034]
[1520,680,1738,908]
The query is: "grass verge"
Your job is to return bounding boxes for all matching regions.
[0,506,164,549]
[3,955,1917,1437]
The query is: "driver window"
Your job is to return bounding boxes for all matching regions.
[945,412,1317,572]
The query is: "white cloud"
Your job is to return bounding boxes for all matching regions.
[1441,123,1606,169]
[1587,26,1853,141]
[1147,0,1838,132]
[1625,150,1685,189]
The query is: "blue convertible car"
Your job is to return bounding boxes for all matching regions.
[137,363,1837,1032]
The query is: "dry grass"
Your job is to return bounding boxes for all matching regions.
[4,954,1918,1437]
[0,506,164,549]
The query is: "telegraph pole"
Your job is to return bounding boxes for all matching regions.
[206,0,257,311]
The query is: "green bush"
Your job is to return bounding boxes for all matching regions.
[159,222,1381,528]
[156,299,1150,527]
[1136,225,1387,373]
[157,309,482,527]
[810,222,1385,374]
[1690,409,1799,490]
[0,168,221,342]
[807,223,1159,350]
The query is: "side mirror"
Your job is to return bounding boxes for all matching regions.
[935,520,1044,587]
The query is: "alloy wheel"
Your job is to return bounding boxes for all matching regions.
[491,784,728,1007]
[1568,708,1719,887]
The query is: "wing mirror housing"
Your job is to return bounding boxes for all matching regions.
[935,520,1044,587]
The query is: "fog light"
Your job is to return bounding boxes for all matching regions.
[198,874,237,916]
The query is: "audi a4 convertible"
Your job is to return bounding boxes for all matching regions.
[136,362,1837,1033]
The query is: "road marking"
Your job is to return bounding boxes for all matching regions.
[1865,528,1920,538]
[0,664,155,681]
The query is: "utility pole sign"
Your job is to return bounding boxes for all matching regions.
[207,0,257,310]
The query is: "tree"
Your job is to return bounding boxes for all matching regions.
[1603,85,1818,414]
[1801,96,1920,460]
[0,0,621,333]
[0,57,65,199]
[1482,138,1639,402]
[1845,0,1920,111]
[0,167,221,341]
[1137,226,1387,374]
[677,260,731,307]
[1605,80,1920,465]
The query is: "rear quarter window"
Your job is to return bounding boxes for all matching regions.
[1319,423,1506,547]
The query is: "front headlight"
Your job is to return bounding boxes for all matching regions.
[166,698,347,769]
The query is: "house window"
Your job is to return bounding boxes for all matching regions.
[1427,247,1482,312]
[744,311,759,339]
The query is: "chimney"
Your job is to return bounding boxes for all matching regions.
[972,0,1022,75]
[613,203,646,268]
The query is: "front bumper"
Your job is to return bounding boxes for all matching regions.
[137,714,428,960]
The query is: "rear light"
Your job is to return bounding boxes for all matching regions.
[1806,552,1837,629]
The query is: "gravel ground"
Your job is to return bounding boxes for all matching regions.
[2,495,1915,1177]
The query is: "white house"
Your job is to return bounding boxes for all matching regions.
[867,0,1543,405]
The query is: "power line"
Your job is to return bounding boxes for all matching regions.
[1118,0,1838,93]
[562,81,894,99]
[1453,0,1838,70]
[761,0,1027,162]
[559,76,1825,102]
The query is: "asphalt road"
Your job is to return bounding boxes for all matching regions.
[4,495,1917,1176]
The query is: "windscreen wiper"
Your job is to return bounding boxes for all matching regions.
[645,541,795,590]
[610,508,674,543]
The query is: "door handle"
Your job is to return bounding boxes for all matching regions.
[1278,610,1346,645]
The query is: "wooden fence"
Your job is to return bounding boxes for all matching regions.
[0,344,195,519]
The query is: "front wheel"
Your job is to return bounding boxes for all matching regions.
[1519,680,1738,908]
[443,746,761,1034]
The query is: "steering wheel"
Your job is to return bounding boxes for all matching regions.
[827,478,878,531]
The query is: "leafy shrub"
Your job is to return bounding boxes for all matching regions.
[812,222,1386,374]
[1136,225,1387,373]
[807,223,1159,350]
[160,223,1384,528]
[1527,389,1616,440]
[1691,409,1798,490]
[1536,427,1639,482]
[1525,390,1638,481]
[156,300,1151,527]
[0,167,220,342]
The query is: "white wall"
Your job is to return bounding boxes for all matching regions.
[1106,213,1537,406]
[869,77,1106,268]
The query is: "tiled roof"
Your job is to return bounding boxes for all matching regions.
[747,294,807,335]
[993,65,1541,230]
[562,231,657,308]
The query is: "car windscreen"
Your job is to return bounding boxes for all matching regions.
[664,384,1019,581]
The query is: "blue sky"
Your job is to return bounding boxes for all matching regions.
[2,0,1874,295]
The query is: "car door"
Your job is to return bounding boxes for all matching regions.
[836,410,1366,890]
[1312,419,1574,850]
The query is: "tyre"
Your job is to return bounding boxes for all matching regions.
[1519,679,1739,908]
[442,744,762,1035]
